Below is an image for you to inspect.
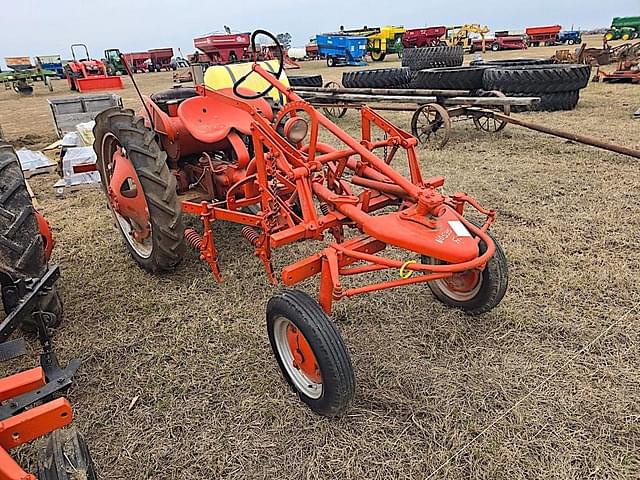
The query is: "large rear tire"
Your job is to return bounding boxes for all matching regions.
[267,289,355,417]
[93,108,184,273]
[0,143,62,331]
[37,428,97,480]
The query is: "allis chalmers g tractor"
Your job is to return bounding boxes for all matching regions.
[93,31,508,416]
[0,143,96,479]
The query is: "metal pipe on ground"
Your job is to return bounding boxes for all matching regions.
[490,111,640,159]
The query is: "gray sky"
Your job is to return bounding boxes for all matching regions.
[0,0,637,68]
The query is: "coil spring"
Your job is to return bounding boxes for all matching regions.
[320,203,330,216]
[184,228,202,250]
[242,226,260,246]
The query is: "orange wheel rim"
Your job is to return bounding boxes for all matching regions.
[444,270,481,294]
[286,324,322,384]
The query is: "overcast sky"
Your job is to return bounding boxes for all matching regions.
[0,0,637,67]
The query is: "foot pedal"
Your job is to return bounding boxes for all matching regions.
[0,338,27,362]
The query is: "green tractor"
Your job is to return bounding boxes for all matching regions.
[103,48,127,76]
[605,16,640,41]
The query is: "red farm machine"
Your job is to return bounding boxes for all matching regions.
[402,26,447,48]
[148,48,175,71]
[92,31,508,416]
[64,44,124,92]
[193,31,251,64]
[0,142,96,479]
[525,25,561,46]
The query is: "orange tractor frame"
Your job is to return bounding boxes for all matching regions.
[93,31,508,416]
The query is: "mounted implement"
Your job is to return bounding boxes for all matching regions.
[64,44,124,92]
[93,31,508,416]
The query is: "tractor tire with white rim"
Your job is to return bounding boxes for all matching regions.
[93,107,184,273]
[267,289,355,417]
[421,222,508,314]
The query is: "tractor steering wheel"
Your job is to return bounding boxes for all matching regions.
[232,29,284,100]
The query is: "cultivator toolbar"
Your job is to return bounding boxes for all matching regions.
[93,30,508,416]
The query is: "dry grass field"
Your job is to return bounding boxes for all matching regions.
[1,34,639,479]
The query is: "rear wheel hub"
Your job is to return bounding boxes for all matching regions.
[107,146,152,248]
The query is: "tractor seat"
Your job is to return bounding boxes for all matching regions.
[151,87,198,115]
[176,88,273,144]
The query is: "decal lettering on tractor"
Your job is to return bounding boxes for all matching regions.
[448,220,471,237]
[435,228,452,244]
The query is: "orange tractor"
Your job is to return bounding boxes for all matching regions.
[0,142,96,479]
[93,31,508,416]
[64,44,124,92]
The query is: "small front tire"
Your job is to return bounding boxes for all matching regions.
[267,289,355,417]
[422,224,508,314]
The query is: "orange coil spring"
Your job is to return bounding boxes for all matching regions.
[242,226,260,246]
[184,228,202,250]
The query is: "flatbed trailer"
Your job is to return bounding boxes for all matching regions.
[294,84,539,148]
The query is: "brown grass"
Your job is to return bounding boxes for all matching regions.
[1,34,639,479]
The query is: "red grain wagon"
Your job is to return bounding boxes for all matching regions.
[402,26,447,48]
[123,52,151,73]
[525,25,561,46]
[193,32,251,64]
[149,48,174,71]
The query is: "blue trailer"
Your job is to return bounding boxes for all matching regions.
[557,30,582,45]
[316,34,368,67]
[35,55,65,78]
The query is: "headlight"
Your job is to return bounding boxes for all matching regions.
[284,117,308,144]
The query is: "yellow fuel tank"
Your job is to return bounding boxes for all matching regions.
[203,60,289,104]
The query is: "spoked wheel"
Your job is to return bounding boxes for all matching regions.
[421,223,508,314]
[93,107,184,272]
[411,103,452,149]
[322,81,347,119]
[267,289,355,417]
[472,90,509,133]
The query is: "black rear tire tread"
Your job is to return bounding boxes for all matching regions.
[483,64,592,93]
[93,108,184,273]
[267,289,355,417]
[0,144,47,279]
[342,67,411,88]
[288,75,323,87]
[413,66,487,90]
[401,46,464,71]
[37,428,97,480]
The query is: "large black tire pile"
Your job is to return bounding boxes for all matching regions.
[482,64,592,112]
[342,67,411,88]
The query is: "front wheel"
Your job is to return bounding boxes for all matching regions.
[267,289,355,417]
[422,224,508,314]
[326,56,336,67]
[371,50,386,61]
[491,43,500,51]
[568,39,575,45]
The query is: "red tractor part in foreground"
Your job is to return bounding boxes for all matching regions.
[93,31,508,416]
[64,44,124,92]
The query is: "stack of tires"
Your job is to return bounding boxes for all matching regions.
[411,66,487,90]
[481,63,592,112]
[342,67,412,89]
[401,46,464,87]
[401,46,464,71]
